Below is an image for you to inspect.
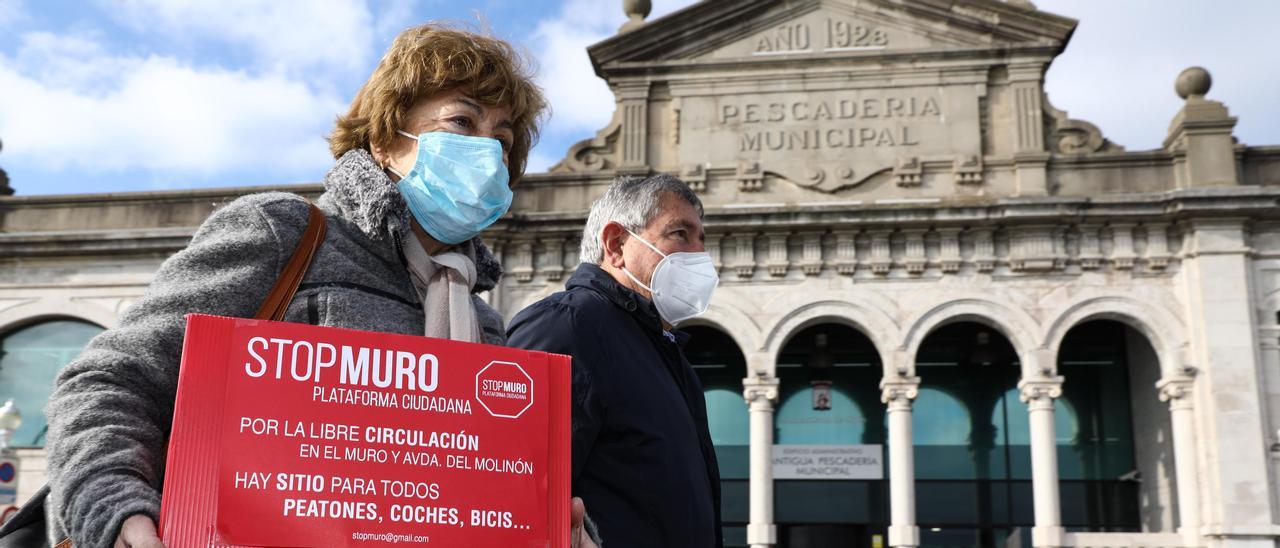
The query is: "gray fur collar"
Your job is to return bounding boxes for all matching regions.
[322,148,504,292]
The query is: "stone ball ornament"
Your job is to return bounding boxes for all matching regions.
[623,0,652,20]
[1175,66,1212,100]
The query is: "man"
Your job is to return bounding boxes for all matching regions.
[507,175,723,547]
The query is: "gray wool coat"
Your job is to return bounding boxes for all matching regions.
[42,149,507,547]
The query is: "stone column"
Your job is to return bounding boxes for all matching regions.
[744,376,779,548]
[1157,375,1201,542]
[1180,219,1274,536]
[1019,377,1064,548]
[881,376,920,548]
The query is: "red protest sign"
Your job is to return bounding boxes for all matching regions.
[158,314,570,547]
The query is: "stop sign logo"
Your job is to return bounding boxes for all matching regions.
[475,361,534,419]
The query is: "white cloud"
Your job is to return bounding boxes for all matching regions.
[0,32,344,176]
[106,0,379,74]
[0,0,23,30]
[530,0,698,135]
[1036,0,1280,151]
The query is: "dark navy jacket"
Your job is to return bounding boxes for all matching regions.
[507,263,723,547]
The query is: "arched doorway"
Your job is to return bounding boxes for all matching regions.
[774,323,886,548]
[913,321,1023,547]
[684,325,750,546]
[0,318,105,446]
[1054,320,1161,533]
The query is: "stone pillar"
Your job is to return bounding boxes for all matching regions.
[881,376,920,548]
[1157,375,1201,541]
[1163,67,1240,188]
[615,81,651,175]
[744,375,779,548]
[1019,377,1064,548]
[1008,63,1051,196]
[1180,219,1274,540]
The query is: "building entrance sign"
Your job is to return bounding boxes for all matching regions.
[772,444,883,480]
[678,85,981,193]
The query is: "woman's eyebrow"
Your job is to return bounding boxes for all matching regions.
[458,96,513,130]
[454,97,484,115]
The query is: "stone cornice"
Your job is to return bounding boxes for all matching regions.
[596,43,1064,79]
[589,0,1076,72]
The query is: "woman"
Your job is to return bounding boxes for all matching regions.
[42,24,595,547]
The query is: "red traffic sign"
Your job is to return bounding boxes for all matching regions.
[475,360,535,419]
[0,505,16,523]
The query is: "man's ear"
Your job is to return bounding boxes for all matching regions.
[600,222,629,269]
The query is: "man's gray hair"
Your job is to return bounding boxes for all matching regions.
[579,174,705,264]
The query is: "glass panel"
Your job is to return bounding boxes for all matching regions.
[715,445,750,480]
[705,387,749,445]
[915,482,980,524]
[685,326,750,449]
[775,324,884,446]
[719,479,750,523]
[776,386,865,444]
[0,319,104,446]
[1057,322,1137,481]
[775,480,886,524]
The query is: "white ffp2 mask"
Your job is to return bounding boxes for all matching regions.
[619,228,719,326]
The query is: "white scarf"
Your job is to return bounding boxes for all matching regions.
[402,236,481,342]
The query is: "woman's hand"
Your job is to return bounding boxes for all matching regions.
[113,514,165,548]
[570,497,599,548]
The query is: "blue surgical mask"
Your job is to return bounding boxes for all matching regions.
[390,130,512,245]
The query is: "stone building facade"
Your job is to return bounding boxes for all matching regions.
[3,1,1280,547]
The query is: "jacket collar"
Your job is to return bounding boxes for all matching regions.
[321,148,503,292]
[567,263,672,337]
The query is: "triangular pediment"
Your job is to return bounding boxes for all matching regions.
[590,0,1076,69]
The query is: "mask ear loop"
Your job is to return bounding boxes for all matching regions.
[384,130,420,180]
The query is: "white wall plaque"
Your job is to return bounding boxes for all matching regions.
[771,444,883,480]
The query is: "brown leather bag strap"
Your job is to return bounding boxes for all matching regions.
[254,201,327,321]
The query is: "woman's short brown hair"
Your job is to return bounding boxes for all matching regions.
[329,23,548,183]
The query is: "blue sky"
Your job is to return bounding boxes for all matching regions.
[0,0,1276,196]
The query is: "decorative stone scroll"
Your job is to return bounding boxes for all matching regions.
[550,122,620,173]
[1157,376,1195,409]
[1043,94,1124,155]
[880,376,920,411]
[1018,377,1064,410]
[744,376,781,410]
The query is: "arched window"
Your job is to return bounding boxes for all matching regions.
[775,323,883,446]
[994,388,1081,446]
[0,319,104,446]
[913,388,972,445]
[776,386,865,444]
[684,326,749,446]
